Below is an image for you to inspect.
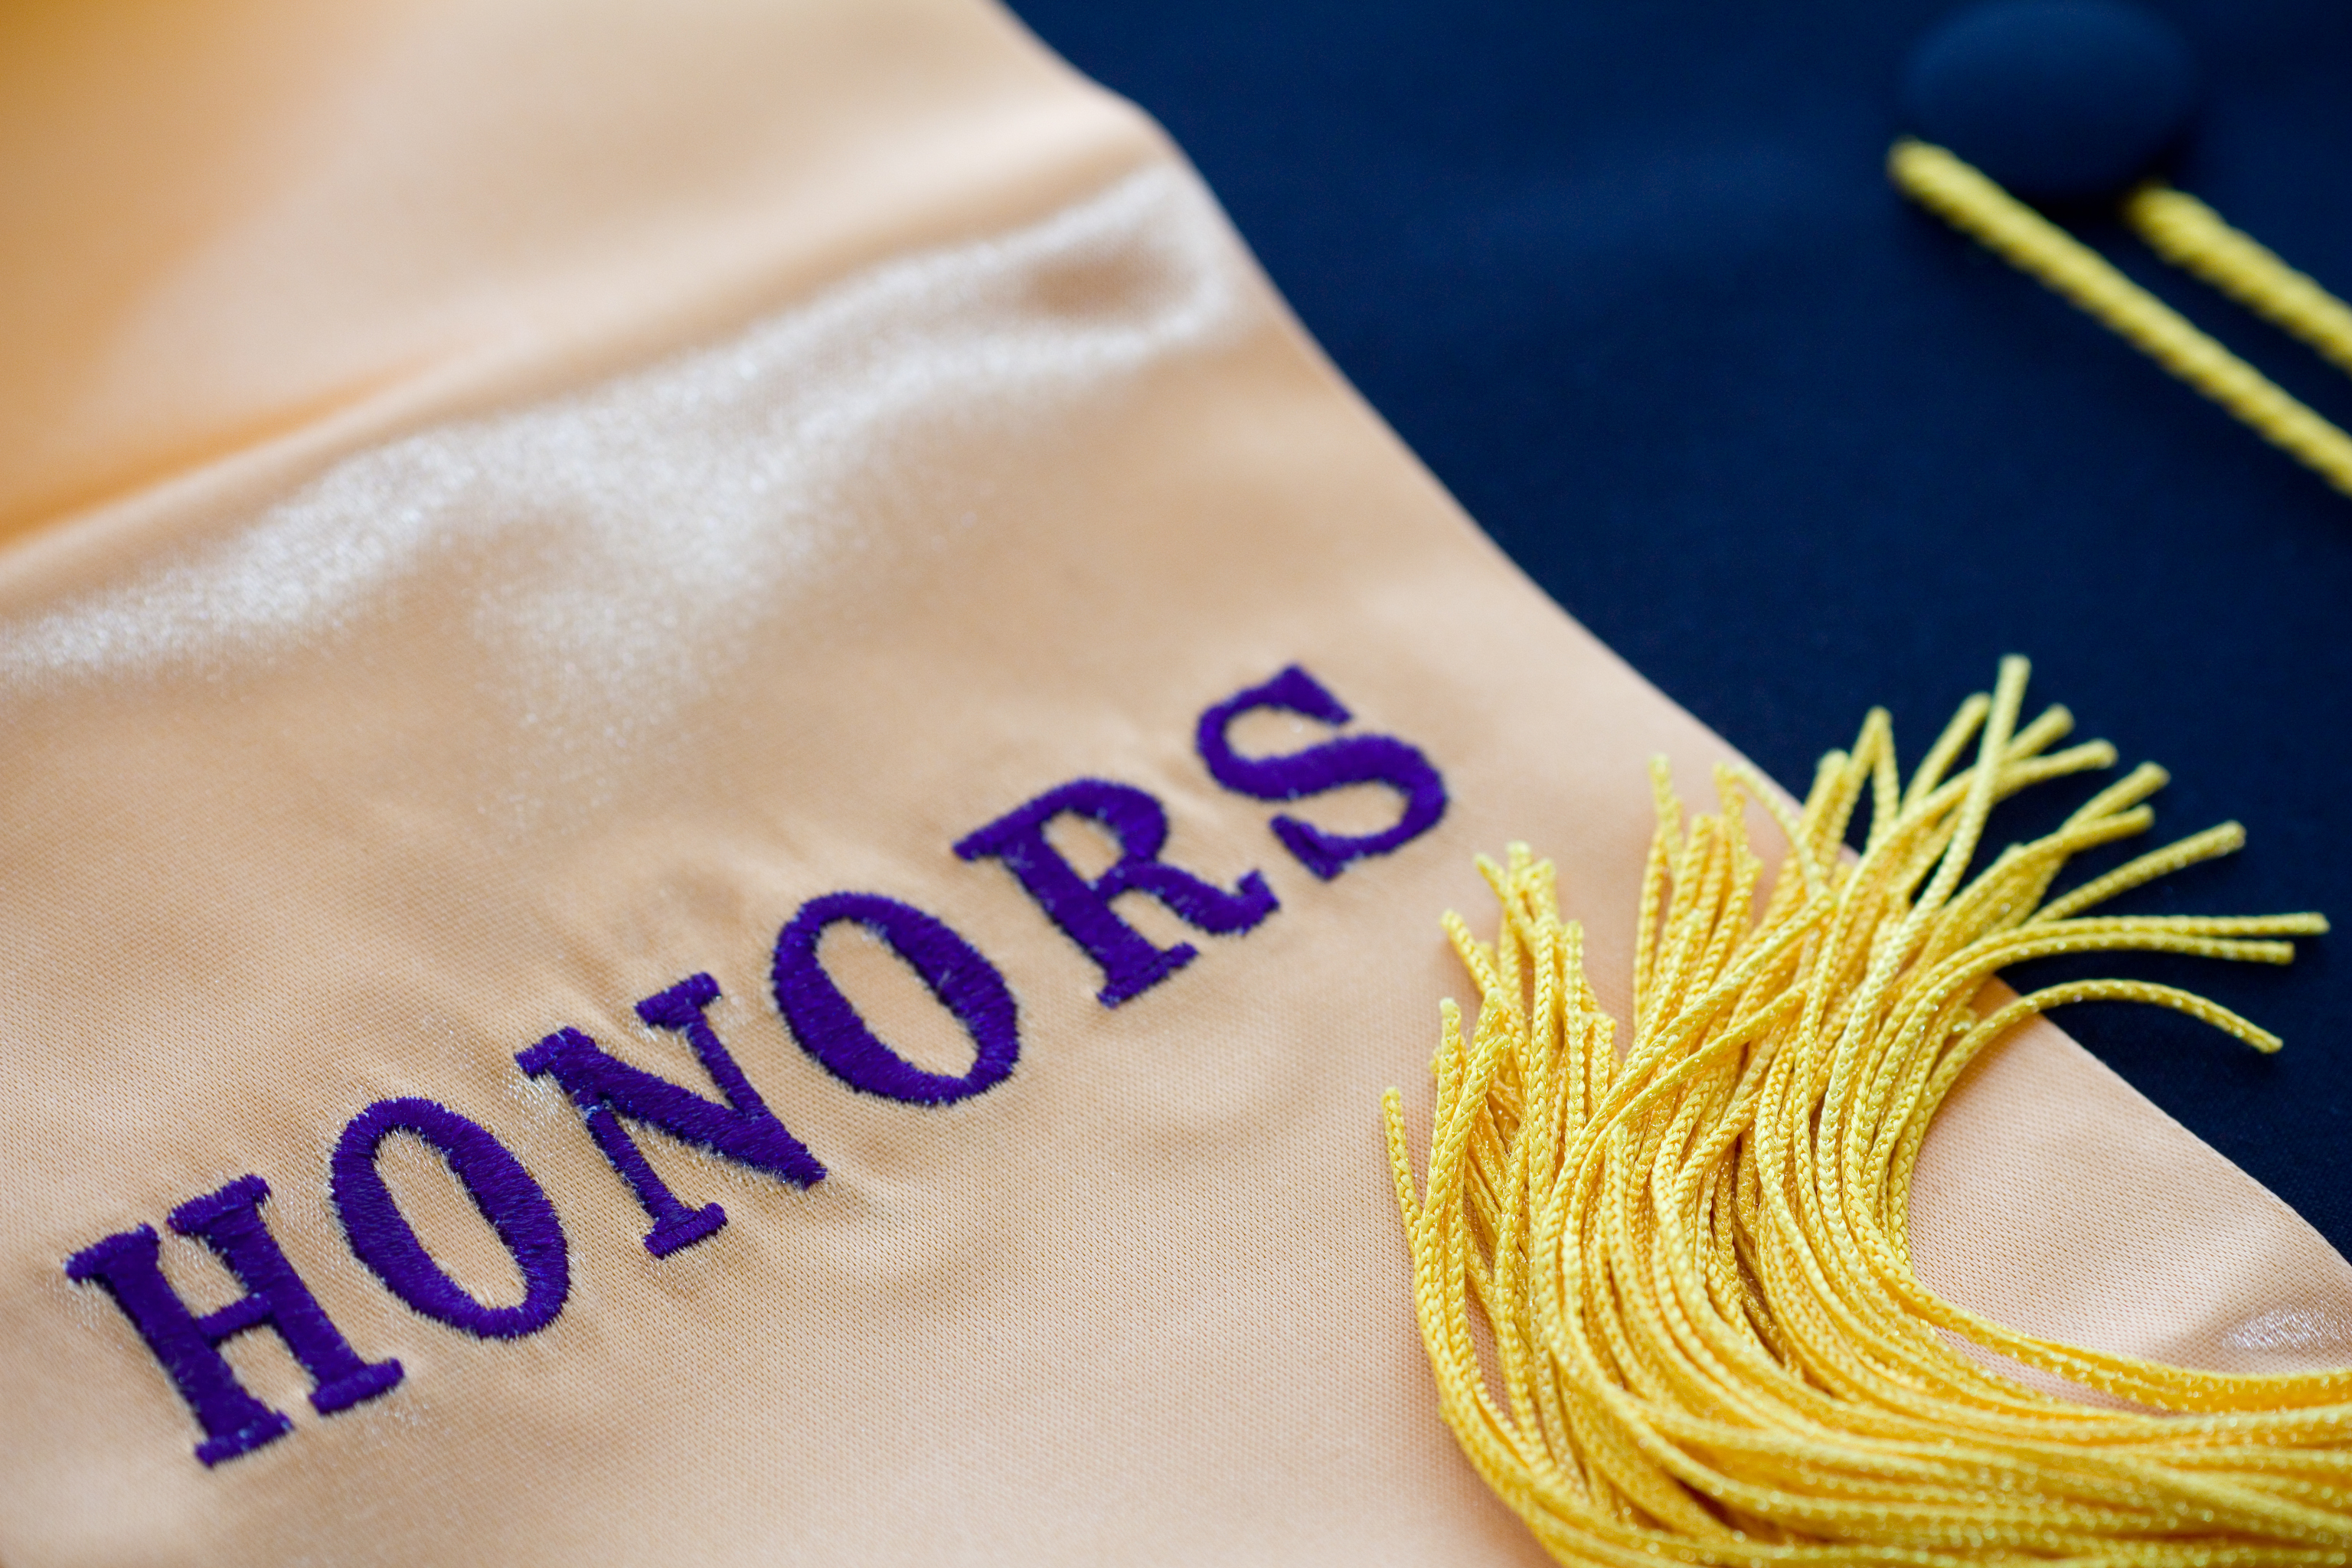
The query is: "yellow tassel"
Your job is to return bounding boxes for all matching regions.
[1386,657,2344,1565]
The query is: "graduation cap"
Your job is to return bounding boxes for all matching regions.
[1894,0,2352,497]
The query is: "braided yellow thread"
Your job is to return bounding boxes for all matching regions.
[2126,185,2352,382]
[1886,139,2352,501]
[1385,657,2344,1566]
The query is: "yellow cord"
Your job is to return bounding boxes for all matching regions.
[1387,657,2344,1566]
[2125,185,2352,382]
[1887,138,2352,500]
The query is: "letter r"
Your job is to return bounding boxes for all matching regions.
[954,777,1277,1006]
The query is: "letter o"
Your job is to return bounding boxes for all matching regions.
[331,1098,570,1339]
[771,893,1020,1105]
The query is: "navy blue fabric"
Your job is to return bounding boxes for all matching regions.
[1904,1,2200,203]
[1006,0,2352,1254]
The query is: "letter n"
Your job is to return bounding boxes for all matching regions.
[516,973,824,1258]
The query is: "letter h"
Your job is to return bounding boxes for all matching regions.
[65,1174,403,1466]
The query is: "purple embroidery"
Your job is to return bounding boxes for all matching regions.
[64,1175,403,1465]
[953,779,1277,1006]
[516,974,824,1257]
[771,892,1020,1102]
[331,1099,570,1339]
[1194,665,1448,880]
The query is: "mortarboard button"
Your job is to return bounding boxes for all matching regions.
[1902,0,2198,204]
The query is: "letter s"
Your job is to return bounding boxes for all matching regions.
[1195,665,1447,880]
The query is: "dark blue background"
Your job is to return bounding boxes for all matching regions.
[1006,0,2352,1252]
